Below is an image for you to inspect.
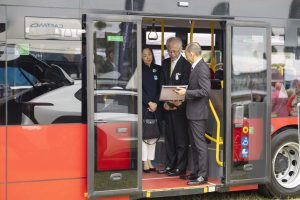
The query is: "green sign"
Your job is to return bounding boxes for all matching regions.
[249,126,254,135]
[17,44,30,55]
[107,35,123,42]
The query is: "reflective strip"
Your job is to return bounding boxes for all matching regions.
[208,186,216,192]
[143,184,213,192]
[146,191,151,198]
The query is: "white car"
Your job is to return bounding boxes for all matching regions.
[21,80,138,125]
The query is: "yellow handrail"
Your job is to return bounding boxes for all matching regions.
[205,99,223,166]
[161,19,165,62]
[189,20,195,43]
[205,133,223,144]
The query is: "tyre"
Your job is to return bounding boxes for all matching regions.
[259,129,300,198]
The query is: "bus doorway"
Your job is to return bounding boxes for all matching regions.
[140,18,271,197]
[140,18,225,197]
[85,14,271,199]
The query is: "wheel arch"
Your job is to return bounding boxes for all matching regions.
[271,125,298,137]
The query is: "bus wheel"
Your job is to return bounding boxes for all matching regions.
[259,128,300,198]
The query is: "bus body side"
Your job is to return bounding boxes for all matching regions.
[1,0,300,199]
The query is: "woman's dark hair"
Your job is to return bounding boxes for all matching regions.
[142,46,156,66]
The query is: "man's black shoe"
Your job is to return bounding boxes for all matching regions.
[179,173,198,180]
[149,167,156,172]
[157,167,172,174]
[167,168,186,176]
[143,169,150,173]
[187,176,208,185]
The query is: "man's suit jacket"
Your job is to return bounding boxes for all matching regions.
[186,59,211,120]
[160,56,191,114]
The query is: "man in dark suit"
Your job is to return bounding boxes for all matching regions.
[176,42,211,185]
[158,37,191,176]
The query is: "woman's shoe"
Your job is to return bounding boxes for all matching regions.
[149,167,156,172]
[143,169,150,173]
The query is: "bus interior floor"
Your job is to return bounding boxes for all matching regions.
[142,171,221,191]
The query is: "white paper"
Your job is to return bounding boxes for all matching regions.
[159,85,188,101]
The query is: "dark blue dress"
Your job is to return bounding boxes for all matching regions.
[142,63,161,119]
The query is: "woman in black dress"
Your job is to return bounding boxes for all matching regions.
[142,46,161,173]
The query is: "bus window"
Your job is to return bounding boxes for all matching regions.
[152,49,169,65]
[146,31,175,45]
[29,41,82,79]
[298,28,300,46]
[230,26,268,181]
[4,43,83,125]
[187,33,215,46]
[271,27,300,117]
[0,44,6,125]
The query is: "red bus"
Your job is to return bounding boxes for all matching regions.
[1,0,300,200]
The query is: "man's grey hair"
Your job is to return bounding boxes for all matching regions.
[185,42,202,56]
[169,37,183,51]
[166,37,174,49]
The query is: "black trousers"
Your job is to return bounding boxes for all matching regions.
[165,112,188,171]
[189,120,208,178]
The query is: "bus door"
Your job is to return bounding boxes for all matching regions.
[85,14,142,199]
[0,5,6,200]
[225,21,271,185]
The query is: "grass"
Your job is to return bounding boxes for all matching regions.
[146,190,300,200]
[154,191,269,200]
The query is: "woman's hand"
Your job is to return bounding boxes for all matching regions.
[163,102,170,111]
[163,102,177,111]
[148,102,157,112]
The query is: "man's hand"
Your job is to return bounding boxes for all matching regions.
[175,87,187,96]
[148,102,157,112]
[169,100,182,107]
[163,102,177,111]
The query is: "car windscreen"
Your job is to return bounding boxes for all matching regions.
[3,55,73,86]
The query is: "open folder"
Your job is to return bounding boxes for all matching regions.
[159,85,188,101]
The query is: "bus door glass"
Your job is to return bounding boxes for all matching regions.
[86,14,142,198]
[225,21,271,184]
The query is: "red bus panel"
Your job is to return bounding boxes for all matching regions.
[0,127,6,183]
[233,119,263,162]
[7,179,86,200]
[271,117,297,134]
[7,124,87,182]
[0,183,5,200]
[96,122,131,171]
